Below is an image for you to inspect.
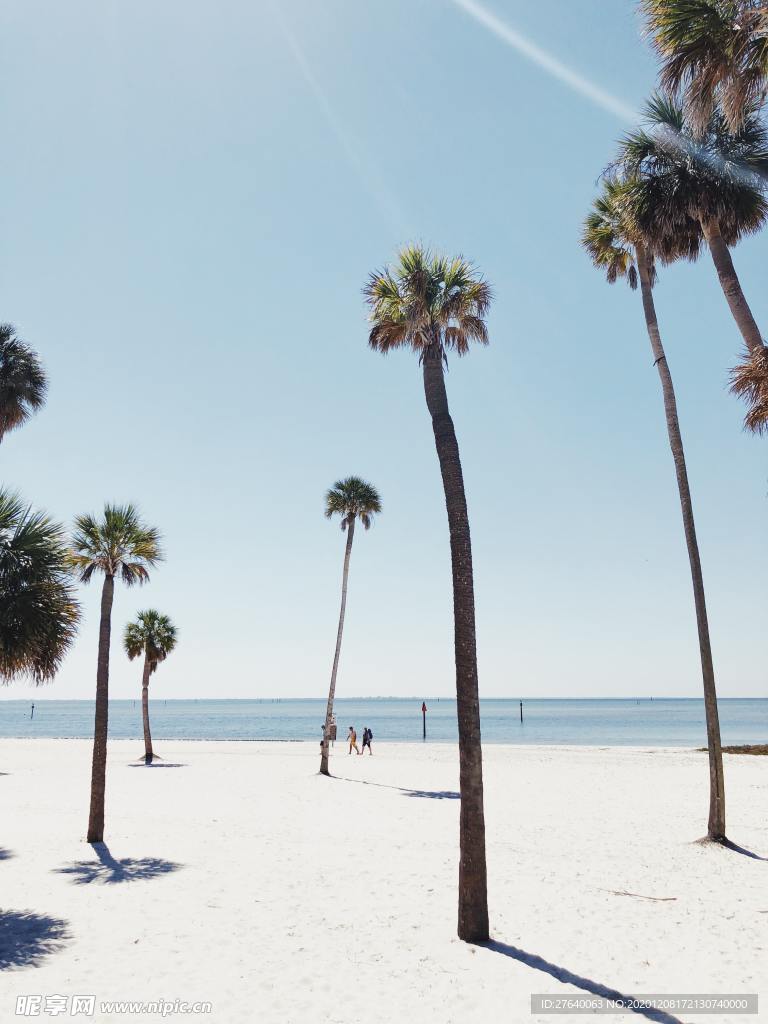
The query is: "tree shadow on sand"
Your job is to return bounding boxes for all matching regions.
[696,837,768,861]
[336,777,459,800]
[403,789,459,800]
[484,942,683,1024]
[126,763,187,769]
[0,910,71,970]
[54,843,182,885]
[718,839,767,862]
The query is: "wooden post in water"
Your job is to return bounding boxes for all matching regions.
[30,703,35,720]
[520,700,523,723]
[422,701,427,740]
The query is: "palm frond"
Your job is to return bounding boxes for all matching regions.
[325,477,382,528]
[364,244,492,362]
[729,342,768,431]
[641,0,768,132]
[0,488,80,683]
[0,325,48,442]
[71,504,163,584]
[124,610,177,672]
[617,91,768,246]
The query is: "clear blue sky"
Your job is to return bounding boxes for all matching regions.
[1,0,765,700]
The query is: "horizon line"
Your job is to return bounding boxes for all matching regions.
[1,695,762,703]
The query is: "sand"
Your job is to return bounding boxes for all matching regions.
[1,739,766,1023]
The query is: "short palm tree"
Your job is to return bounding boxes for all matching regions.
[124,610,177,765]
[71,505,163,842]
[0,489,80,684]
[364,245,491,942]
[0,324,48,444]
[641,0,768,132]
[620,93,768,430]
[319,477,381,777]
[583,177,726,840]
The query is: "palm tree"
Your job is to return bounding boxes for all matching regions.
[0,324,48,444]
[71,505,163,842]
[364,245,491,942]
[0,489,80,684]
[124,610,177,765]
[319,477,381,777]
[641,0,768,132]
[583,177,726,840]
[620,94,768,430]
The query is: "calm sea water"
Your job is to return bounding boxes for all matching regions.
[0,698,765,746]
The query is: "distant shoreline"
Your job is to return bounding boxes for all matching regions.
[1,696,765,703]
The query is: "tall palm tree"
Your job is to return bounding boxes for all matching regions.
[124,610,177,765]
[641,0,768,132]
[0,324,48,444]
[583,177,726,840]
[319,476,381,777]
[0,489,80,684]
[620,94,768,430]
[364,245,491,942]
[71,505,162,842]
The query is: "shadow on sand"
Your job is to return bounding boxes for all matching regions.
[54,843,182,885]
[336,776,459,800]
[127,763,187,769]
[484,941,683,1024]
[696,837,768,862]
[719,839,768,862]
[0,910,71,970]
[0,847,15,861]
[404,789,459,800]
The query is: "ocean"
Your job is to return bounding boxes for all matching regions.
[0,697,765,746]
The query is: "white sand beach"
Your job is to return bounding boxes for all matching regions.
[1,740,766,1023]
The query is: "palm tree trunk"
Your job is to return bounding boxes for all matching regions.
[637,245,726,840]
[141,656,153,765]
[319,516,355,776]
[86,573,114,843]
[701,218,764,354]
[422,345,489,943]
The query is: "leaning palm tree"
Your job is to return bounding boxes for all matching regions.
[620,93,768,430]
[319,477,381,777]
[583,177,726,840]
[124,610,177,765]
[0,489,80,684]
[641,0,768,133]
[0,324,48,444]
[71,505,163,842]
[364,245,490,942]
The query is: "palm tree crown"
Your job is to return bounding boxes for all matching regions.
[0,489,80,683]
[325,477,382,531]
[71,504,163,585]
[364,245,491,362]
[619,93,768,245]
[582,174,700,284]
[0,324,48,442]
[124,610,177,674]
[641,0,768,132]
[582,178,647,288]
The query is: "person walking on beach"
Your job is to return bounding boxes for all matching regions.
[348,726,359,755]
[361,727,373,755]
